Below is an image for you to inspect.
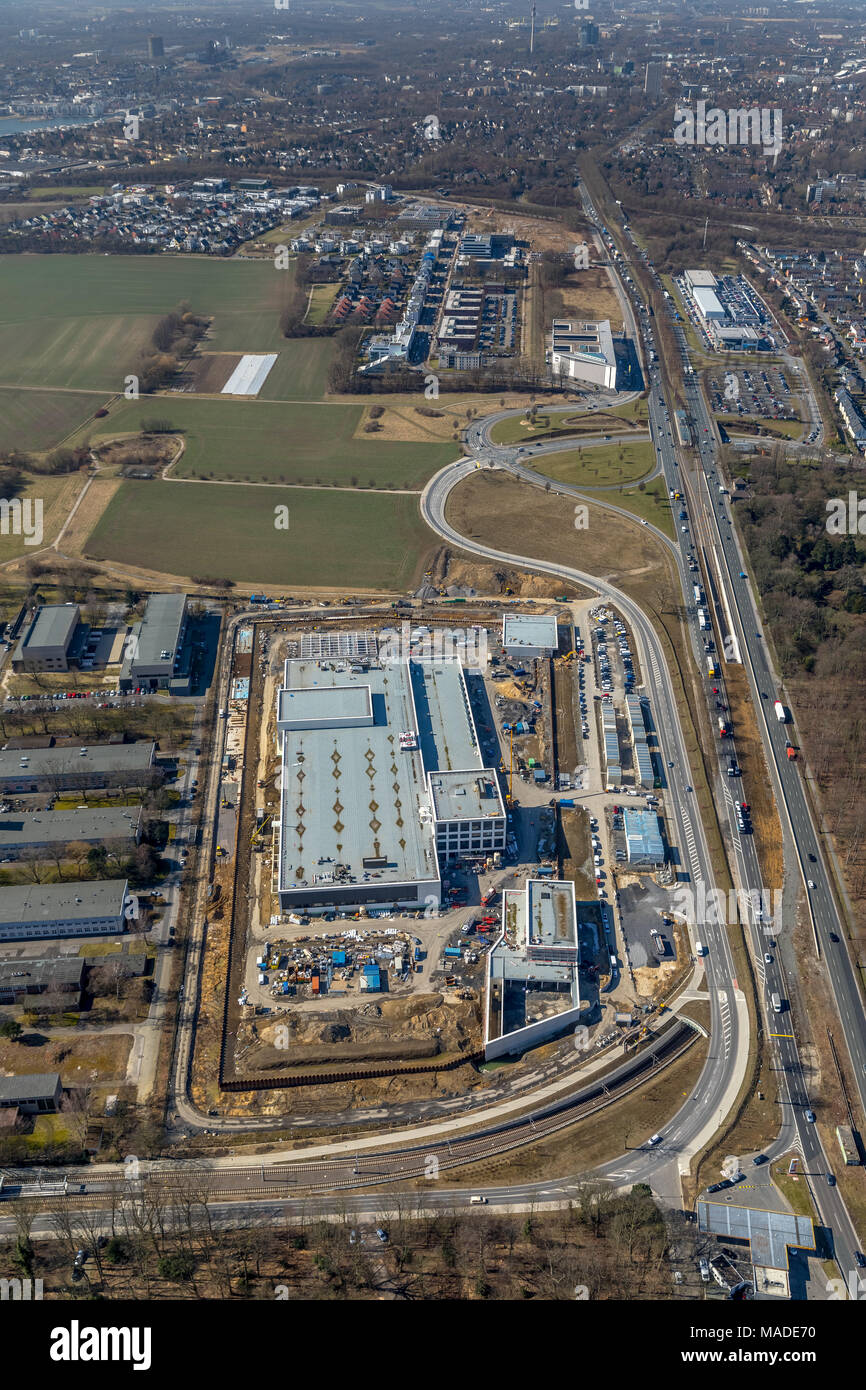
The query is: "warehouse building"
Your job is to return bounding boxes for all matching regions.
[0,806,142,858]
[625,695,655,787]
[485,878,599,1059]
[0,957,85,1007]
[623,807,666,867]
[276,644,505,912]
[692,286,726,322]
[0,742,156,793]
[550,319,618,390]
[684,269,718,292]
[119,592,191,694]
[0,879,130,942]
[502,613,559,661]
[12,604,84,673]
[0,1073,63,1115]
[697,1201,816,1299]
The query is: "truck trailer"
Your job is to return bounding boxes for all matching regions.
[774,700,787,723]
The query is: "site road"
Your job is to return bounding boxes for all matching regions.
[421,459,744,1202]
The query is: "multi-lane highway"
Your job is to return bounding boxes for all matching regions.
[573,179,866,1268]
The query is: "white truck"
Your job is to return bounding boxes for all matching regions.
[774,700,787,723]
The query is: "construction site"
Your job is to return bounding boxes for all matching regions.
[187,594,691,1116]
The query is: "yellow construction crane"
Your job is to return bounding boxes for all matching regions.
[250,814,272,846]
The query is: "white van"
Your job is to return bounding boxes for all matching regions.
[470,1195,488,1205]
[695,941,705,956]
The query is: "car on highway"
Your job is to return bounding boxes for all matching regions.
[805,1110,816,1123]
[855,1251,866,1269]
[647,1133,663,1147]
[763,953,773,964]
[807,880,816,890]
[826,1173,836,1187]
[829,932,840,944]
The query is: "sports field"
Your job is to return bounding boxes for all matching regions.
[84,480,434,590]
[88,398,455,487]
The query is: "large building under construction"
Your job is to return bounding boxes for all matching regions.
[276,640,506,913]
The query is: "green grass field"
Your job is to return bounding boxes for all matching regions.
[0,388,106,453]
[489,406,647,446]
[88,397,454,487]
[582,477,675,540]
[531,439,656,487]
[0,253,300,393]
[84,480,434,590]
[305,284,339,326]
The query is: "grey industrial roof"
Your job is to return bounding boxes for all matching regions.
[0,1073,62,1102]
[428,768,504,823]
[19,604,79,652]
[0,879,129,925]
[526,879,578,950]
[277,683,373,729]
[624,807,665,862]
[278,660,437,893]
[0,742,155,780]
[408,659,481,770]
[0,957,84,988]
[0,807,142,849]
[132,592,186,667]
[697,1202,816,1271]
[502,614,559,651]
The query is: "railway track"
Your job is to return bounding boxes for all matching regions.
[8,1023,697,1206]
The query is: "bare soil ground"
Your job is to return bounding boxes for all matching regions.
[554,265,623,331]
[425,542,590,601]
[184,352,242,395]
[243,994,481,1073]
[0,1032,131,1085]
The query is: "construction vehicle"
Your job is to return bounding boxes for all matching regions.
[250,814,272,848]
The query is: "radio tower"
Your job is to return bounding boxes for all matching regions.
[530,3,536,54]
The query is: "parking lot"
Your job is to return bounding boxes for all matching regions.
[709,365,798,422]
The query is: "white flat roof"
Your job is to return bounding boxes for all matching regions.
[503,613,559,651]
[221,353,278,396]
